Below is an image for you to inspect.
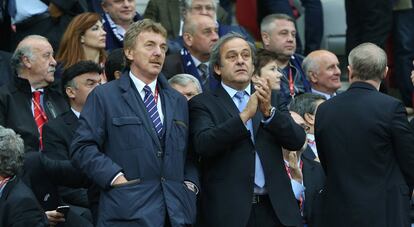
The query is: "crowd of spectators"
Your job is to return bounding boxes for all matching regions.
[0,0,413,227]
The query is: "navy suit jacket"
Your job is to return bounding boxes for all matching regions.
[71,72,199,226]
[0,176,49,227]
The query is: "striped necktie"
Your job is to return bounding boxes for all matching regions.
[32,91,48,150]
[143,85,163,137]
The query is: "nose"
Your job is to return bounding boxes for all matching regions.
[334,65,341,75]
[211,31,219,42]
[123,0,131,7]
[50,56,57,66]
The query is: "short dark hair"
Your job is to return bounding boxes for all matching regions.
[105,48,125,82]
[254,48,279,76]
[61,60,102,98]
[289,93,326,117]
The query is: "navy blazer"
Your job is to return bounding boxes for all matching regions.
[71,72,198,226]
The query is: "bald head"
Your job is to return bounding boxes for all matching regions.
[302,50,341,95]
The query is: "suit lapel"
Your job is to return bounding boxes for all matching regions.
[159,81,177,142]
[62,111,79,133]
[119,75,161,148]
[214,85,240,117]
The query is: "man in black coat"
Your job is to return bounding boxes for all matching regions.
[189,33,306,227]
[0,35,68,152]
[0,126,48,227]
[315,42,414,227]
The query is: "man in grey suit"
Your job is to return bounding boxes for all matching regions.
[71,19,199,227]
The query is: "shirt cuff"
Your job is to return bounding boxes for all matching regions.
[261,106,276,124]
[110,172,124,186]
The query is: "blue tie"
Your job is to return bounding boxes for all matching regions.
[7,0,16,18]
[143,85,163,137]
[234,91,265,188]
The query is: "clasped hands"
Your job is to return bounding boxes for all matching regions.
[240,77,273,124]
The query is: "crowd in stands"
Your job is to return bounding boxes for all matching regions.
[0,0,413,227]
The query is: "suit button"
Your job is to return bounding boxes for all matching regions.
[161,177,165,182]
[157,151,162,157]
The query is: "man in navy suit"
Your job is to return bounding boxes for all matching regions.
[71,19,199,227]
[315,43,414,227]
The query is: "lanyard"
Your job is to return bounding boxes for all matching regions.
[288,67,295,99]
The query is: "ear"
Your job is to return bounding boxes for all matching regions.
[309,71,318,83]
[261,32,270,47]
[21,55,32,69]
[304,112,315,127]
[183,33,193,47]
[213,64,221,77]
[65,87,76,99]
[347,65,353,83]
[124,48,134,62]
[101,1,108,13]
[383,66,389,80]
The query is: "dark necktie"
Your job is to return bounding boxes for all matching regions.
[198,63,209,87]
[234,91,265,187]
[33,91,48,150]
[143,85,163,137]
[7,0,16,18]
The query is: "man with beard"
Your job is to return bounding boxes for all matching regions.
[0,35,68,152]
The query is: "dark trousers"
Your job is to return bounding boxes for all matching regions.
[345,0,393,56]
[246,195,285,227]
[393,5,414,107]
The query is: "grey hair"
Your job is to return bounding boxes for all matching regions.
[209,32,256,80]
[348,42,387,81]
[289,93,326,117]
[180,0,218,19]
[10,35,49,74]
[302,54,321,81]
[0,126,24,177]
[260,13,295,34]
[168,73,202,94]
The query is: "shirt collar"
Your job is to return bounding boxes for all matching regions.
[190,55,209,68]
[312,88,336,100]
[129,71,158,94]
[221,82,251,98]
[31,87,44,93]
[71,108,80,118]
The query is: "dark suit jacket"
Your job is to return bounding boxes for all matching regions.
[315,82,414,227]
[43,110,89,208]
[143,0,229,40]
[71,73,199,226]
[0,176,49,227]
[0,77,69,152]
[301,146,325,227]
[0,50,13,87]
[189,85,306,227]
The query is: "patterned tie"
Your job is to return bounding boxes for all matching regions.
[32,91,47,150]
[143,85,163,137]
[234,91,265,188]
[198,63,209,87]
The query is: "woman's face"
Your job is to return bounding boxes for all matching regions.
[259,60,282,90]
[81,20,106,50]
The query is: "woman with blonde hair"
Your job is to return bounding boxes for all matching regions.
[56,12,107,82]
